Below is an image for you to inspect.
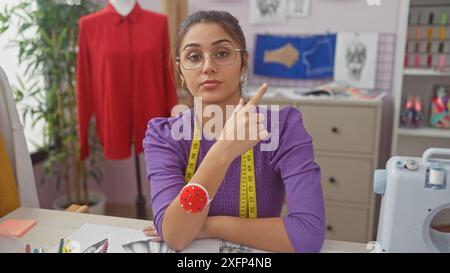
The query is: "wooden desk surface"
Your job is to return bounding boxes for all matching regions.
[0,207,370,253]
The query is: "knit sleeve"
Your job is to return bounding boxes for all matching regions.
[143,117,186,239]
[269,107,326,253]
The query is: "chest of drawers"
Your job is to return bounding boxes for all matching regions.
[260,94,383,243]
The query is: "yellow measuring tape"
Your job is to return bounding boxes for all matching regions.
[184,117,257,218]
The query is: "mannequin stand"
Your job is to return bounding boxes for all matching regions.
[134,147,147,220]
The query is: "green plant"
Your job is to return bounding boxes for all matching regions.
[0,0,103,207]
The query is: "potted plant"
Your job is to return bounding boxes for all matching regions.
[0,0,106,214]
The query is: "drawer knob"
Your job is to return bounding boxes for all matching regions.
[326,225,333,231]
[331,127,339,133]
[329,177,336,184]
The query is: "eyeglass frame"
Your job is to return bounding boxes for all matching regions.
[176,46,245,70]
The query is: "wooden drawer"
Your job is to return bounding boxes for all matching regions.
[325,205,369,243]
[316,156,373,205]
[299,105,376,154]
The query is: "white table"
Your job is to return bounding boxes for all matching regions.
[0,207,370,253]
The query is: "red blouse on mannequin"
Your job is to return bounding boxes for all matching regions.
[76,3,177,160]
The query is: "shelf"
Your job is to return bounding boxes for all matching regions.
[410,3,450,8]
[398,127,450,138]
[406,38,450,42]
[403,68,450,76]
[407,24,450,27]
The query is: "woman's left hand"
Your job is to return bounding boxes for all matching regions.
[142,223,163,242]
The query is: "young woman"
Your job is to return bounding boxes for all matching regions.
[142,10,325,253]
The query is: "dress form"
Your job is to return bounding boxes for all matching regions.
[109,0,136,16]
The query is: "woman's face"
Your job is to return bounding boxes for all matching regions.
[177,22,246,104]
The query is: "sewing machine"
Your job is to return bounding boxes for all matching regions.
[373,148,450,253]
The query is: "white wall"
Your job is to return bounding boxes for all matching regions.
[188,0,400,51]
[0,0,44,154]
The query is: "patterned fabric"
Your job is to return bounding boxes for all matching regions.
[254,34,336,79]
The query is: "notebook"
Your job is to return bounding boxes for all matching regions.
[0,220,37,237]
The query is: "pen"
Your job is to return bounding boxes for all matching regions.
[99,239,108,253]
[65,240,71,253]
[58,238,64,253]
[94,239,108,253]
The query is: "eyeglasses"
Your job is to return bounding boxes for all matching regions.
[176,45,244,70]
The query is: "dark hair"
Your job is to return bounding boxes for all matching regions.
[173,10,248,72]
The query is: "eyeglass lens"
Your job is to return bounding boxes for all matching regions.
[180,45,238,70]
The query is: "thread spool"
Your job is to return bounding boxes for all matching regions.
[429,164,445,186]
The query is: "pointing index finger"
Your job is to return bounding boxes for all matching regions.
[247,83,268,106]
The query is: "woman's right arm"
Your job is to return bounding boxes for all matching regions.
[145,118,237,251]
[161,142,233,251]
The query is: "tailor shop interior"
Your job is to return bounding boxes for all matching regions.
[1,0,450,252]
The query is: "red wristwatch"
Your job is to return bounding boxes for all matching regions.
[179,183,213,213]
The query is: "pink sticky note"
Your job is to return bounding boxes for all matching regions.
[0,220,37,237]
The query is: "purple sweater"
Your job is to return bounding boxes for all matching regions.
[143,106,325,252]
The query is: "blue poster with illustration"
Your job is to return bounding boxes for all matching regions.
[253,34,336,79]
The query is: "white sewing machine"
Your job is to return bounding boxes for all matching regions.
[373,148,450,253]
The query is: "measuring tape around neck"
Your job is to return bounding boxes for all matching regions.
[184,116,258,218]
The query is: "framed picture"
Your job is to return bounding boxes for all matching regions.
[254,34,336,79]
[249,0,288,25]
[334,32,379,89]
[288,0,310,17]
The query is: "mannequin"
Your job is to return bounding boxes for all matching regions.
[110,0,144,219]
[110,0,136,16]
[77,1,178,219]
